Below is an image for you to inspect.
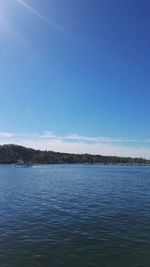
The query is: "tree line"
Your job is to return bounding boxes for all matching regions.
[0,144,149,165]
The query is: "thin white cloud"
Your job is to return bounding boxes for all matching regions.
[38,132,139,143]
[63,134,138,143]
[0,132,15,137]
[40,131,57,139]
[16,0,74,38]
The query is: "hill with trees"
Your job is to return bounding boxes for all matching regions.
[0,144,149,165]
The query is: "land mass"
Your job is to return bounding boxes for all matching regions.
[0,144,149,165]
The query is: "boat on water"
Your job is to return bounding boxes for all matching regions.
[13,159,33,168]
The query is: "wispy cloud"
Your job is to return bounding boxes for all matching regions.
[16,0,74,38]
[0,132,15,137]
[62,134,139,143]
[40,131,57,139]
[39,132,139,143]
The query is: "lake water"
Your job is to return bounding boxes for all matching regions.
[0,164,150,267]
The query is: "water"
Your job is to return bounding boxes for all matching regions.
[0,164,150,267]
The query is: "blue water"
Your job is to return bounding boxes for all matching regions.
[0,164,150,267]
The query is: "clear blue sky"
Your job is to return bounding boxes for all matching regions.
[0,0,150,158]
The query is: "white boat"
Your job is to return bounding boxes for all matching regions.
[13,159,32,167]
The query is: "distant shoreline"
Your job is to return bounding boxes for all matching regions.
[0,144,150,165]
[0,162,150,167]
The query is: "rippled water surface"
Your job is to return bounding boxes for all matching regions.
[0,164,150,266]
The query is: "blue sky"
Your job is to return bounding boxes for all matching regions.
[0,0,150,158]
